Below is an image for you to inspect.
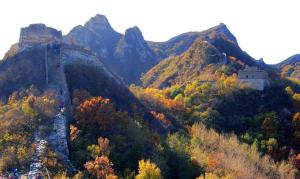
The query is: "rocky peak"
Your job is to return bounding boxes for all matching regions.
[122,26,154,54]
[84,14,114,33]
[19,23,62,49]
[124,26,145,42]
[206,23,237,43]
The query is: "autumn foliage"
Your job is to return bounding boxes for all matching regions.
[135,160,162,179]
[75,97,115,130]
[85,156,116,179]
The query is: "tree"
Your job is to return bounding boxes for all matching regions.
[261,116,278,137]
[292,112,300,146]
[87,137,110,159]
[285,86,294,96]
[75,97,119,131]
[293,93,300,110]
[135,160,162,179]
[85,156,116,179]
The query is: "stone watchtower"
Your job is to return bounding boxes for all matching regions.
[238,67,270,90]
[19,23,62,49]
[18,24,67,91]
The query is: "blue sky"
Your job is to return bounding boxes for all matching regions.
[0,0,299,64]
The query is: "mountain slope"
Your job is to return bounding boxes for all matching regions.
[276,54,300,78]
[141,39,225,88]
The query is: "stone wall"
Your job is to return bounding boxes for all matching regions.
[19,24,62,49]
[238,67,270,90]
[239,79,270,91]
[238,67,268,79]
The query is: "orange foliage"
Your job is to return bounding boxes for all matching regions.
[206,152,225,171]
[292,113,300,146]
[75,97,114,130]
[70,124,80,141]
[294,154,300,170]
[85,156,116,179]
[98,137,110,157]
[150,111,172,128]
[143,88,184,111]
[75,96,129,132]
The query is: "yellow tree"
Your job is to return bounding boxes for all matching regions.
[135,160,162,179]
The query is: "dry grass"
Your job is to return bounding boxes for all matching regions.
[190,123,298,179]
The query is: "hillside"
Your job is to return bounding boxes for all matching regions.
[141,39,225,88]
[1,14,300,179]
[276,54,300,78]
[142,23,264,88]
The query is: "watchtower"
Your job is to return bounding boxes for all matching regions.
[238,67,269,90]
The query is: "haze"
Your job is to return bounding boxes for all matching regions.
[0,0,299,64]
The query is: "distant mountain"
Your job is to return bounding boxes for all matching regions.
[63,16,259,85]
[64,14,158,84]
[276,54,300,78]
[142,24,260,88]
[148,23,257,67]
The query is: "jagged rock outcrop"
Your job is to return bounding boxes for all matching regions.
[19,24,62,49]
[64,14,158,85]
[63,14,121,60]
[113,26,158,84]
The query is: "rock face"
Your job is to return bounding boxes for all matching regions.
[84,14,115,33]
[114,26,158,84]
[64,14,158,85]
[19,24,62,49]
[63,14,121,60]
